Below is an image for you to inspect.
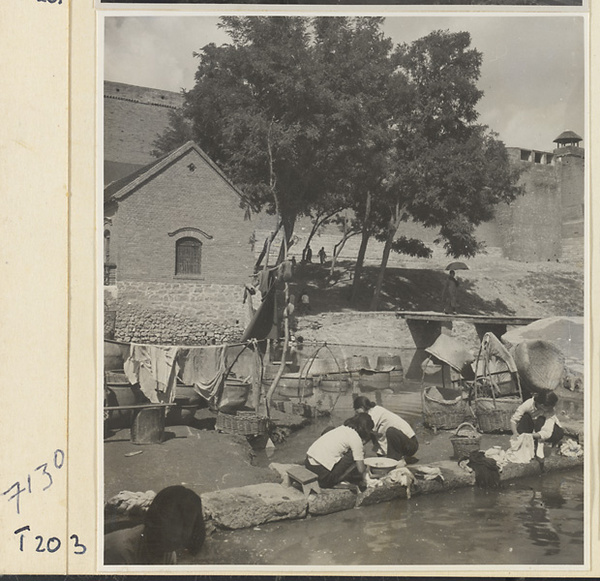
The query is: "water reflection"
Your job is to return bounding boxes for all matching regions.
[183,469,583,566]
[518,490,561,556]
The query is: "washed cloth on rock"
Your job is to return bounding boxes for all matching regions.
[559,438,583,458]
[179,345,227,402]
[485,446,509,469]
[124,345,179,403]
[105,490,157,516]
[505,433,536,464]
[410,465,444,483]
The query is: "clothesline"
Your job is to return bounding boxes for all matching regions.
[105,337,266,349]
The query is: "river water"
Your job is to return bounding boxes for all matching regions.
[184,468,583,567]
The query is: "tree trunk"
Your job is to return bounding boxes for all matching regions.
[370,203,404,310]
[351,228,371,304]
[329,230,359,276]
[369,228,395,311]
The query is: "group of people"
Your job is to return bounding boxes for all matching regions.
[304,396,418,490]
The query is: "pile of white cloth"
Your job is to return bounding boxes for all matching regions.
[105,490,156,516]
[559,438,583,458]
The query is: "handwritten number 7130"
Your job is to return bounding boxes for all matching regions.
[37,0,63,4]
[2,449,65,514]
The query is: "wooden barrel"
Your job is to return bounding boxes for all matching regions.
[262,375,314,400]
[301,358,340,377]
[345,356,371,373]
[104,377,137,429]
[131,407,165,445]
[318,373,351,393]
[376,355,404,392]
[359,370,391,391]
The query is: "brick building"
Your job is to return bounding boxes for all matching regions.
[104,140,256,344]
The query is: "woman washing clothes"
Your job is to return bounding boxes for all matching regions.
[353,396,419,464]
[510,390,564,467]
[305,413,374,489]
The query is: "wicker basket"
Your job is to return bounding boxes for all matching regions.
[474,397,521,433]
[215,410,269,436]
[450,422,481,459]
[422,386,468,430]
[513,340,565,392]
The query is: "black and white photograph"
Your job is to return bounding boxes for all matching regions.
[102,12,586,569]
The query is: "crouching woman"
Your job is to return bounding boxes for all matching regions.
[510,390,564,451]
[353,396,419,463]
[304,413,374,489]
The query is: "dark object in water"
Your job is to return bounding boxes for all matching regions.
[462,450,501,489]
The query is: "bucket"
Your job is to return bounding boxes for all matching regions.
[218,378,251,413]
[131,407,165,445]
[104,383,137,429]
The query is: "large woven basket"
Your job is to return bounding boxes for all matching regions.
[513,340,565,392]
[474,397,521,433]
[422,386,468,430]
[215,410,269,436]
[450,422,481,459]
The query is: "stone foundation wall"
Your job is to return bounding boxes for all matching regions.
[107,281,248,345]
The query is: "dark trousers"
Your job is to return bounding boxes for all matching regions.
[517,413,564,446]
[305,452,361,489]
[385,427,419,461]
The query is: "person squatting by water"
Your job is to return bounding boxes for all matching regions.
[510,390,564,468]
[442,269,460,314]
[353,396,419,463]
[104,485,206,565]
[304,413,375,489]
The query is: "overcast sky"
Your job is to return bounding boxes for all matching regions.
[104,14,585,152]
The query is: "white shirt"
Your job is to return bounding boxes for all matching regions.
[307,425,364,471]
[368,405,415,454]
[511,398,561,441]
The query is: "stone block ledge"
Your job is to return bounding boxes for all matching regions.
[200,455,583,532]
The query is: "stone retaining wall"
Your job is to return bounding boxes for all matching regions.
[106,281,248,344]
[201,454,583,531]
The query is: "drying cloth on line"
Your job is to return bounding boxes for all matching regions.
[241,284,277,342]
[179,345,228,402]
[559,438,583,458]
[505,433,536,464]
[105,490,156,516]
[124,345,179,403]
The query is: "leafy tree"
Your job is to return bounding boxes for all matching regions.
[365,30,521,309]
[174,17,327,247]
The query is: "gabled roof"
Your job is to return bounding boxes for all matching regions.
[104,141,252,209]
[553,130,582,144]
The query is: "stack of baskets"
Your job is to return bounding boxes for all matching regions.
[450,422,481,459]
[422,385,469,430]
[472,332,523,433]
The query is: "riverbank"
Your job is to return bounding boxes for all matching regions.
[104,382,584,538]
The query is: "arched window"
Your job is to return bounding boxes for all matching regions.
[176,237,202,276]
